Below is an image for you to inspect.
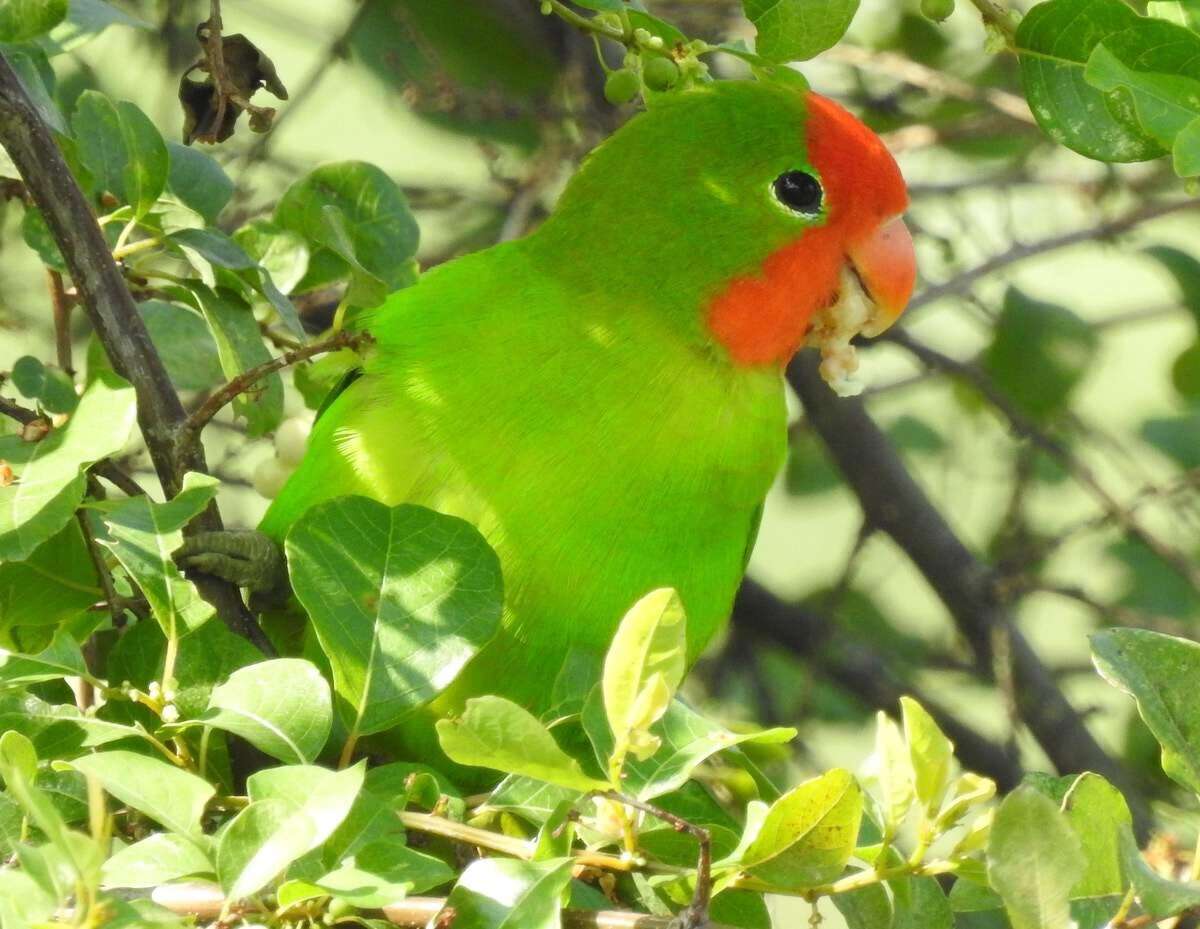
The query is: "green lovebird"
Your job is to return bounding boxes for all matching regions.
[259,79,915,749]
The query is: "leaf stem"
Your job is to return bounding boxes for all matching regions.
[540,0,627,42]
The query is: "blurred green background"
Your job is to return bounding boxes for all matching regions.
[3,1,1199,918]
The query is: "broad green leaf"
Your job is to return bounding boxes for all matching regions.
[0,520,101,636]
[286,498,502,737]
[0,631,87,686]
[982,288,1098,421]
[438,695,608,793]
[99,471,219,642]
[216,797,297,901]
[101,833,214,889]
[1141,411,1200,469]
[833,881,893,929]
[0,372,136,562]
[0,0,67,43]
[187,284,283,436]
[11,355,76,414]
[603,588,687,769]
[72,91,168,217]
[1016,0,1163,162]
[582,689,794,800]
[738,769,862,889]
[247,762,366,856]
[1091,627,1200,794]
[933,772,995,831]
[4,44,65,132]
[274,161,419,307]
[165,143,233,223]
[0,868,56,927]
[1144,245,1200,326]
[234,218,310,295]
[742,0,859,61]
[892,874,954,929]
[219,762,366,900]
[138,300,224,392]
[186,659,331,764]
[70,750,215,837]
[314,839,453,906]
[987,786,1083,929]
[0,691,142,758]
[437,857,573,929]
[484,776,581,824]
[1082,18,1200,175]
[901,696,953,819]
[39,0,150,55]
[1060,773,1127,899]
[1174,114,1200,174]
[1118,825,1200,917]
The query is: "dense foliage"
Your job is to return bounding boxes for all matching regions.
[2,1,1200,928]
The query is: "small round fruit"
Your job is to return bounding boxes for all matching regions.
[642,55,680,91]
[920,0,956,21]
[253,457,291,499]
[274,416,312,467]
[604,68,641,105]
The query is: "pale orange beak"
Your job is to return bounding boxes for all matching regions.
[848,216,917,338]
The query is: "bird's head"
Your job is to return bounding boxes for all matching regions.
[537,80,916,392]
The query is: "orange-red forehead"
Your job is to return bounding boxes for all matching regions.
[804,92,908,234]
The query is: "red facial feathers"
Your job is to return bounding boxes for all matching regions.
[706,93,911,367]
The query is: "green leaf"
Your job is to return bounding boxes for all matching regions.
[0,372,136,562]
[1059,773,1127,899]
[314,839,454,906]
[101,832,214,889]
[286,498,503,737]
[99,471,219,642]
[165,142,233,223]
[1081,18,1200,175]
[901,696,953,819]
[189,659,332,764]
[1147,0,1200,30]
[439,857,573,929]
[737,768,863,889]
[138,300,224,392]
[1141,411,1200,469]
[274,161,419,307]
[187,284,283,436]
[218,762,366,900]
[11,355,76,413]
[70,750,215,837]
[215,797,296,900]
[1143,245,1200,326]
[4,44,65,132]
[72,91,168,217]
[981,288,1098,421]
[870,710,915,835]
[603,587,687,769]
[0,631,87,686]
[1091,627,1200,794]
[234,218,310,295]
[742,0,859,61]
[437,695,608,793]
[0,691,143,758]
[582,689,794,800]
[0,520,101,636]
[0,0,67,43]
[1174,114,1200,174]
[987,786,1083,929]
[1118,825,1200,918]
[1016,0,1163,162]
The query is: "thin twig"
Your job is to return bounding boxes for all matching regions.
[0,393,40,426]
[965,0,1017,44]
[92,460,147,498]
[47,269,74,375]
[908,199,1200,317]
[177,329,369,452]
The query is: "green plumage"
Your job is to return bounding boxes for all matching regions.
[261,81,830,747]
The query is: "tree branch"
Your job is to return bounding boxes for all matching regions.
[732,580,1023,791]
[0,51,272,655]
[177,329,369,454]
[787,351,1151,831]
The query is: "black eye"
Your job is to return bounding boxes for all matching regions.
[772,171,823,215]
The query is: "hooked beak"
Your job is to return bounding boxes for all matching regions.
[847,216,917,338]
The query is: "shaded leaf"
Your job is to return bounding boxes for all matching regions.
[286,498,502,737]
[71,750,215,837]
[72,91,168,217]
[743,0,859,62]
[437,857,573,929]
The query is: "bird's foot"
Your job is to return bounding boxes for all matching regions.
[175,530,290,611]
